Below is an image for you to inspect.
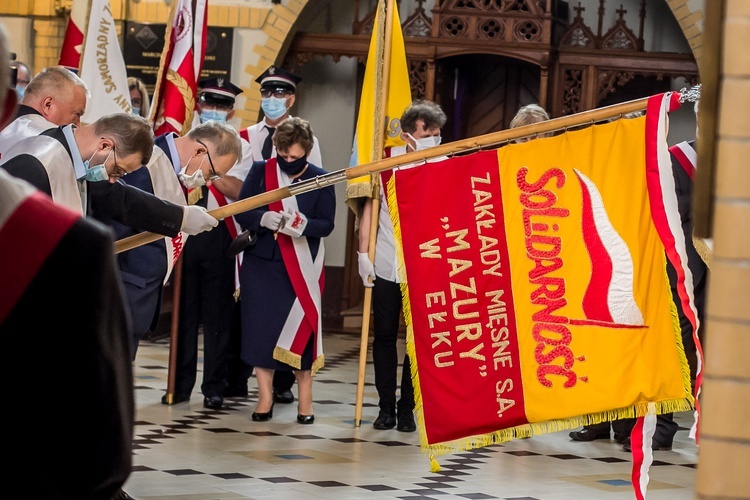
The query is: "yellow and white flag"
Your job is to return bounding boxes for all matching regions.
[345,0,411,212]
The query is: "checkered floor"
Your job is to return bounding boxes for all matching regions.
[123,331,697,499]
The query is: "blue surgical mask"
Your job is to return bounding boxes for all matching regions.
[84,148,113,183]
[131,107,141,116]
[15,85,24,100]
[261,96,288,120]
[200,109,228,123]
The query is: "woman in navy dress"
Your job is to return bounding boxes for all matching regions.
[235,117,335,423]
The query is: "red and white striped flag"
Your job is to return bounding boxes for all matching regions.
[150,0,208,136]
[58,0,88,70]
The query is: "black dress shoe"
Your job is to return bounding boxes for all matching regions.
[622,437,672,452]
[373,409,396,430]
[252,403,274,422]
[397,410,416,432]
[203,395,223,409]
[297,414,315,424]
[274,389,295,404]
[161,393,190,405]
[569,427,610,442]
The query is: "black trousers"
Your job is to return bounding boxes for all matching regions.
[372,277,414,413]
[174,226,234,398]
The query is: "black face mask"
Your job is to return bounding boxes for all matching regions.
[277,155,307,176]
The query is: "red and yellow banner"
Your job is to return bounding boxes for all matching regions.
[389,105,693,458]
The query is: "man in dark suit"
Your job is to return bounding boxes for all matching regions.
[155,119,244,410]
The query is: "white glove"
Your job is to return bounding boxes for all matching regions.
[260,210,284,231]
[357,252,375,288]
[181,205,218,235]
[278,210,308,237]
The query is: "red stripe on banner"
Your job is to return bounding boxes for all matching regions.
[208,185,239,239]
[646,95,701,365]
[395,150,526,444]
[0,192,79,323]
[577,174,614,323]
[631,417,646,500]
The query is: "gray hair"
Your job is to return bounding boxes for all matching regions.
[188,120,243,164]
[24,66,90,103]
[510,104,549,129]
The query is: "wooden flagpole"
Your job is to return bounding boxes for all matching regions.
[353,0,397,428]
[162,254,183,404]
[114,95,653,255]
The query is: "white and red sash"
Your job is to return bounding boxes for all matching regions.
[669,141,697,180]
[145,148,187,283]
[0,173,79,323]
[265,159,325,373]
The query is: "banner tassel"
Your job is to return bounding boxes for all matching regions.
[429,454,441,473]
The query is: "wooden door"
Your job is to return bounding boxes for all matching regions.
[436,54,542,143]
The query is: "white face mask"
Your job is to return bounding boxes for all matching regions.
[178,155,207,188]
[407,133,441,151]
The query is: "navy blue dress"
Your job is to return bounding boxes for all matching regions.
[235,160,336,370]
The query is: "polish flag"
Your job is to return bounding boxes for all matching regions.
[150,0,208,136]
[58,0,88,70]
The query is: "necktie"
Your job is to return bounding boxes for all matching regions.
[261,126,275,160]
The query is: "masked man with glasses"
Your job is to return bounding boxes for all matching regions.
[155,120,245,410]
[0,112,218,239]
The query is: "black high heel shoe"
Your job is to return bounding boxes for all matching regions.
[297,414,314,424]
[252,403,274,422]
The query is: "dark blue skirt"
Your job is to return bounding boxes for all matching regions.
[239,253,314,370]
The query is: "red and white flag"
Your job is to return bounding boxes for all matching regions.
[58,0,87,70]
[150,0,208,136]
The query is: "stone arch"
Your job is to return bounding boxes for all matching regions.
[664,0,705,70]
[236,0,312,129]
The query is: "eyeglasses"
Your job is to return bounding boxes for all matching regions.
[260,88,292,99]
[196,139,220,181]
[109,146,127,178]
